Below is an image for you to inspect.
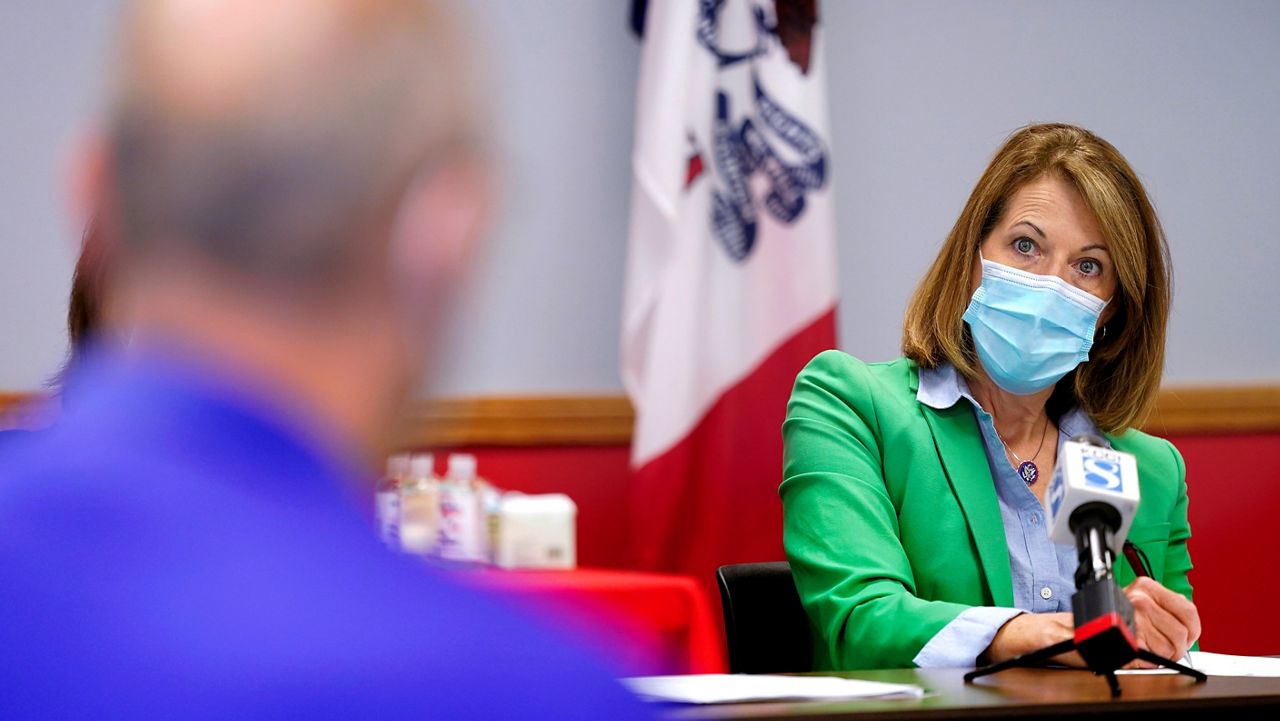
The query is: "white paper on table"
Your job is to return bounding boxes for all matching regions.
[1114,651,1280,677]
[620,674,925,705]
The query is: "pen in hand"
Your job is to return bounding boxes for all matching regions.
[1122,540,1151,577]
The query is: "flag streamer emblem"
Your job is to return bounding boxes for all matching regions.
[697,0,826,262]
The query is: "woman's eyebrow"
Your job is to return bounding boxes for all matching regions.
[1081,244,1111,254]
[1013,220,1045,238]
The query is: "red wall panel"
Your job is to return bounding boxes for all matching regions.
[431,445,634,569]
[1169,433,1280,655]
[447,431,1280,656]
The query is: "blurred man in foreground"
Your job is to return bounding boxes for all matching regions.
[0,0,650,717]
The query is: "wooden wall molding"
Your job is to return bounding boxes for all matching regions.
[4,386,1279,447]
[0,392,29,409]
[0,392,54,431]
[1143,385,1280,437]
[395,395,635,448]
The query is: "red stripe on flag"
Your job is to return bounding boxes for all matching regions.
[627,307,837,581]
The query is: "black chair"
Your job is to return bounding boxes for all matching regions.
[715,561,813,674]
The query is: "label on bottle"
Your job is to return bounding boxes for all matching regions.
[375,490,400,550]
[437,483,482,562]
[400,483,440,555]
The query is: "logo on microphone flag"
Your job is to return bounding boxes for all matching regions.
[622,0,838,609]
[1083,457,1124,491]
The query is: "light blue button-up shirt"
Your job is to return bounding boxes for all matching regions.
[911,362,1107,668]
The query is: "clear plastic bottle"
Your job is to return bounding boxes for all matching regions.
[398,453,440,555]
[375,453,410,550]
[480,481,503,565]
[436,453,485,563]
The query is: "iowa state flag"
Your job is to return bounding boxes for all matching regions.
[622,0,838,582]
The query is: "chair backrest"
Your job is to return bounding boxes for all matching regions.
[715,561,813,674]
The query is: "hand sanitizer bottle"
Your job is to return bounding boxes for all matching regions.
[398,453,440,555]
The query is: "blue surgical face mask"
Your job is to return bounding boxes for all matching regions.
[962,255,1108,395]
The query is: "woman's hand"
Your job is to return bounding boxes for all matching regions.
[1124,576,1201,668]
[982,612,1084,667]
[981,578,1200,670]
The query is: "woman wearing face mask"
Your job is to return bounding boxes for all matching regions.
[781,123,1200,671]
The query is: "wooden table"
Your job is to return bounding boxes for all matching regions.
[662,667,1280,719]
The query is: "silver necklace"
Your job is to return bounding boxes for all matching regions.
[997,415,1051,486]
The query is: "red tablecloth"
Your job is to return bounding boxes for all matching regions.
[455,567,727,676]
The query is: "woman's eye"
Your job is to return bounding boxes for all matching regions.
[1078,259,1101,276]
[1014,237,1036,255]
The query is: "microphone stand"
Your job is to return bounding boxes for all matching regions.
[964,519,1206,697]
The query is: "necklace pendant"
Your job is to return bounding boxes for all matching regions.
[1018,461,1039,486]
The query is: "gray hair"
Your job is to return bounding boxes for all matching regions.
[109,0,479,285]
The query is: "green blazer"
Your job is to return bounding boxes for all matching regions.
[780,352,1194,671]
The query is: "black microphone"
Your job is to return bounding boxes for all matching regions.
[1046,434,1141,672]
[968,434,1206,694]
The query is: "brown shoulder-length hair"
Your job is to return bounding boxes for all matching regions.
[67,219,109,351]
[50,218,111,390]
[902,123,1172,434]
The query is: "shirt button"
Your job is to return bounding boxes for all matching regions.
[1029,515,1039,525]
[1040,587,1054,600]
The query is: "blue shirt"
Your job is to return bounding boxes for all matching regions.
[912,363,1105,668]
[0,346,652,719]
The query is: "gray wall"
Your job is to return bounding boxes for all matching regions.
[0,0,118,389]
[2,1,1277,394]
[823,0,1280,384]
